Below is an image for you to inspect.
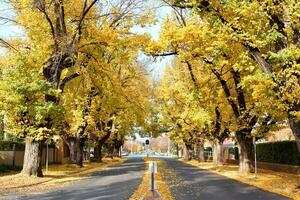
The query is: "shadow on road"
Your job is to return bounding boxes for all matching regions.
[161,158,290,200]
[6,157,145,200]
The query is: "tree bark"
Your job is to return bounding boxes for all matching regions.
[65,138,77,163]
[98,143,103,162]
[183,143,192,160]
[96,130,112,162]
[213,141,223,167]
[183,144,188,160]
[76,129,85,167]
[21,137,44,177]
[198,143,205,162]
[236,132,254,173]
[288,111,300,153]
[193,145,198,160]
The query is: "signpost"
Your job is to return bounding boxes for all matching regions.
[145,139,150,157]
[253,137,257,177]
[149,161,157,191]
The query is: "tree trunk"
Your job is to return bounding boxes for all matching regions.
[98,143,104,162]
[236,132,254,173]
[213,141,223,167]
[110,148,114,159]
[183,143,192,160]
[193,145,198,160]
[183,144,189,160]
[21,137,44,177]
[96,131,112,162]
[65,138,77,163]
[198,143,205,162]
[288,111,300,153]
[194,143,205,162]
[76,131,85,167]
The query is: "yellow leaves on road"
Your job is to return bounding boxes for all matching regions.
[129,157,174,200]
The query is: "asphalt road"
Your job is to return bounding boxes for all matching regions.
[5,157,145,200]
[160,158,290,200]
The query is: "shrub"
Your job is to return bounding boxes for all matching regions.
[256,141,300,165]
[0,140,56,151]
[0,141,25,151]
[228,147,239,160]
[0,164,22,172]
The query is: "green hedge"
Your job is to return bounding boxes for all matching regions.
[0,141,25,151]
[0,140,57,151]
[256,141,300,165]
[228,147,239,160]
[0,164,22,172]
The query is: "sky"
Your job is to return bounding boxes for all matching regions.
[0,1,23,38]
[132,5,174,80]
[0,1,173,80]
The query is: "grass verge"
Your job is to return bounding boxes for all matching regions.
[0,157,126,196]
[129,157,174,200]
[182,159,300,200]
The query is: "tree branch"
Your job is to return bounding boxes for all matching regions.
[72,0,98,45]
[210,67,240,118]
[0,38,18,51]
[151,51,178,57]
[230,68,246,113]
[59,73,80,92]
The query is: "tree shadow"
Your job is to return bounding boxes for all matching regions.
[7,157,145,200]
[161,158,290,200]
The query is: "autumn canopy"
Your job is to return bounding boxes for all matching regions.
[0,0,299,176]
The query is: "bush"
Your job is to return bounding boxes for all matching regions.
[256,141,300,165]
[0,140,57,151]
[0,141,25,151]
[0,164,22,173]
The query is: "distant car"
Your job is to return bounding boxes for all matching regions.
[90,152,94,158]
[121,151,129,156]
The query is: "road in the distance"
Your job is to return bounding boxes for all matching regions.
[4,157,145,200]
[160,158,290,200]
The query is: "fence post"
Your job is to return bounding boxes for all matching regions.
[12,143,16,167]
[149,161,157,191]
[253,137,257,177]
[46,143,48,173]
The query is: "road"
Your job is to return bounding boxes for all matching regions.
[5,157,145,200]
[3,157,291,200]
[160,158,290,200]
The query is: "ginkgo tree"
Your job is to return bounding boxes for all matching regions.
[0,53,63,176]
[165,0,300,158]
[155,60,211,160]
[0,0,154,176]
[147,6,279,173]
